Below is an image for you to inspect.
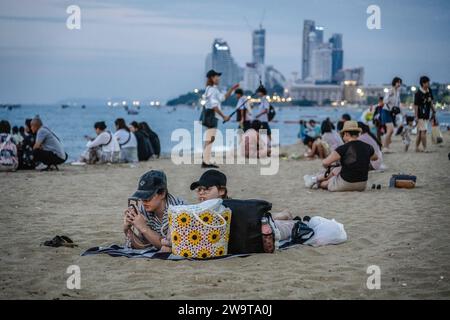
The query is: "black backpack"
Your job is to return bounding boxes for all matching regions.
[222,199,272,254]
[268,105,276,121]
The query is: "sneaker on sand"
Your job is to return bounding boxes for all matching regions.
[303,175,317,188]
[71,161,86,166]
[35,163,48,171]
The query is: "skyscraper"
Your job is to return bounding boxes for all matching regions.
[252,26,265,65]
[302,20,315,80]
[205,38,242,89]
[311,43,333,83]
[329,33,344,82]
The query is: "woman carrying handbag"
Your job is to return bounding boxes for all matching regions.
[200,69,239,168]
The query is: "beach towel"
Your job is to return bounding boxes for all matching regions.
[81,239,300,261]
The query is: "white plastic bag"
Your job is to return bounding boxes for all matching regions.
[303,216,347,247]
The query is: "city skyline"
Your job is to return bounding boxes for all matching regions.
[0,0,449,104]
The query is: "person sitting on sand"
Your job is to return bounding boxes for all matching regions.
[123,170,185,251]
[306,119,321,138]
[240,120,270,158]
[357,121,384,171]
[189,170,297,242]
[130,121,154,161]
[139,122,161,159]
[0,120,19,171]
[303,135,330,159]
[30,116,67,171]
[320,118,343,152]
[114,118,138,163]
[303,121,378,192]
[337,113,351,132]
[74,121,120,164]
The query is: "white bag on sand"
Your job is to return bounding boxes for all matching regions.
[304,216,347,247]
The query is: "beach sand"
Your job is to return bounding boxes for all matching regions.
[0,133,449,300]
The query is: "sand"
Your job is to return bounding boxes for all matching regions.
[0,133,449,300]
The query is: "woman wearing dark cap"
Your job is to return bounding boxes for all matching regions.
[201,69,239,169]
[189,170,296,241]
[123,170,185,250]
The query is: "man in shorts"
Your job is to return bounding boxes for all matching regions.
[414,76,436,152]
[304,121,378,192]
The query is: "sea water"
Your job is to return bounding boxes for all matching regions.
[2,105,449,160]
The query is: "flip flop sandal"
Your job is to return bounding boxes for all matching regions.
[43,235,78,248]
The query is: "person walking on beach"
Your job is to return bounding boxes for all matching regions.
[114,118,138,163]
[382,77,402,152]
[255,84,272,141]
[30,117,67,170]
[414,76,436,152]
[201,69,239,168]
[235,88,253,132]
[303,121,378,192]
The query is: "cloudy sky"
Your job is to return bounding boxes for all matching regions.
[0,0,449,104]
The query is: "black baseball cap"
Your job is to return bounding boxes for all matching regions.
[190,170,227,190]
[131,170,167,200]
[206,69,222,78]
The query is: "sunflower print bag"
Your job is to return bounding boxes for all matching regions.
[168,199,232,259]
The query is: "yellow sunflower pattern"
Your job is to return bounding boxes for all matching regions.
[176,212,191,228]
[169,206,232,259]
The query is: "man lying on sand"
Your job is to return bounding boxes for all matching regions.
[303,120,378,192]
[123,170,184,251]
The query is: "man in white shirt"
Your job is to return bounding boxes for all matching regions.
[381,77,402,152]
[74,121,120,164]
[255,85,272,140]
[234,88,252,132]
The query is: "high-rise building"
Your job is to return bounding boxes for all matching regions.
[243,62,264,92]
[311,43,333,83]
[314,26,324,43]
[329,33,344,82]
[302,20,316,80]
[205,38,242,89]
[252,26,265,65]
[335,67,365,86]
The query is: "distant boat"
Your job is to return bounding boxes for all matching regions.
[81,105,86,109]
[124,105,139,115]
[61,104,69,109]
[1,104,21,110]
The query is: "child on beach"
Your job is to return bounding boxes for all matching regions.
[401,116,415,152]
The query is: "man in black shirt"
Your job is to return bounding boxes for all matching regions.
[304,121,378,192]
[414,76,436,152]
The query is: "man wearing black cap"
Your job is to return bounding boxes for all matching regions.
[202,69,239,168]
[190,169,228,202]
[123,170,184,249]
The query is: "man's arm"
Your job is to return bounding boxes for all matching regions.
[322,150,341,167]
[33,130,43,149]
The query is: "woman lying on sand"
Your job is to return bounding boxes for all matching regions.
[189,169,297,242]
[123,170,184,251]
[303,121,378,192]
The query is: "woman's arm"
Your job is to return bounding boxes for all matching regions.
[126,210,164,249]
[224,84,240,100]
